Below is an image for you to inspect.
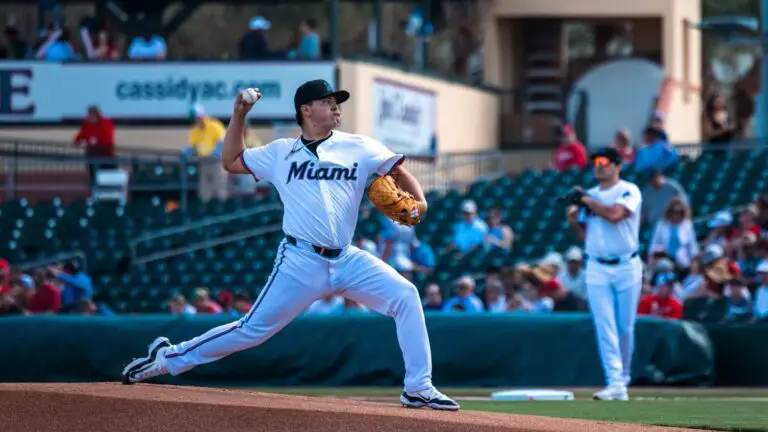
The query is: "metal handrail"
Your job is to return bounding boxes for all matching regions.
[130,202,283,246]
[16,250,88,272]
[0,136,181,158]
[133,224,283,265]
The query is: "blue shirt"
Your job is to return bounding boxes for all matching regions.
[452,218,489,251]
[58,272,93,307]
[635,139,679,172]
[44,42,78,61]
[412,242,436,269]
[298,33,321,59]
[443,295,484,312]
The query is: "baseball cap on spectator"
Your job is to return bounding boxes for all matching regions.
[249,16,271,31]
[701,244,725,265]
[540,279,561,294]
[565,246,583,262]
[654,257,675,272]
[757,260,768,274]
[18,274,34,289]
[653,111,666,123]
[539,251,564,268]
[461,200,477,214]
[708,211,733,228]
[0,258,9,273]
[190,103,205,119]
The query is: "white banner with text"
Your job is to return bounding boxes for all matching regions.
[371,78,436,156]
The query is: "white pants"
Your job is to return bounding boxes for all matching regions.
[585,257,643,388]
[163,238,433,393]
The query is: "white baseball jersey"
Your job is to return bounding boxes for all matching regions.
[581,179,642,258]
[240,130,404,248]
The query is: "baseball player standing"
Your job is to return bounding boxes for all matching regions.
[121,79,459,411]
[564,147,643,401]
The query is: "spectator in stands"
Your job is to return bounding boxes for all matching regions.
[411,239,436,276]
[191,287,223,314]
[379,218,417,276]
[169,293,196,315]
[541,279,586,312]
[612,127,635,166]
[90,29,119,60]
[634,127,679,173]
[723,278,752,322]
[638,271,683,319]
[0,285,25,315]
[753,261,768,321]
[649,111,670,141]
[1,26,28,59]
[36,27,79,60]
[51,262,92,313]
[734,232,761,284]
[518,266,555,312]
[703,93,737,153]
[538,252,564,281]
[73,105,116,185]
[483,279,507,313]
[27,269,61,314]
[736,206,762,238]
[648,197,698,277]
[484,208,514,251]
[127,32,167,60]
[445,200,488,254]
[353,234,379,257]
[232,290,253,316]
[641,169,687,227]
[704,211,736,249]
[72,298,98,315]
[306,295,344,315]
[558,246,586,299]
[216,290,236,317]
[239,16,270,60]
[681,257,707,300]
[701,244,741,298]
[9,275,34,312]
[443,276,484,312]
[551,124,587,172]
[0,259,11,294]
[422,283,444,311]
[293,19,321,60]
[187,104,228,201]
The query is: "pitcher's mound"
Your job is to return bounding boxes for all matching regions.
[0,383,696,432]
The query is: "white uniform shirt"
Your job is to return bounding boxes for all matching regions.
[241,130,403,248]
[581,180,642,258]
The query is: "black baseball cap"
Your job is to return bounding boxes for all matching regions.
[590,147,623,166]
[294,79,350,112]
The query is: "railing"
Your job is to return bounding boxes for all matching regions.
[16,250,88,272]
[128,202,284,262]
[133,224,283,266]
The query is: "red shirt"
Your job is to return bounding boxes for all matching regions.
[638,294,683,319]
[27,283,61,313]
[552,142,587,171]
[196,300,223,314]
[706,260,742,295]
[0,284,10,294]
[74,116,115,157]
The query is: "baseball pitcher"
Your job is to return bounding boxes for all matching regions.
[120,80,459,411]
[561,147,643,401]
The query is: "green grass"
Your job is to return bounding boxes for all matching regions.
[241,387,768,432]
[460,401,768,432]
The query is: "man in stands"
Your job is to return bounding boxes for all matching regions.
[445,200,488,254]
[540,279,586,312]
[612,128,635,165]
[27,268,61,314]
[190,287,223,314]
[443,276,484,312]
[51,262,93,313]
[187,104,228,201]
[635,126,679,173]
[551,124,587,172]
[638,271,683,319]
[641,168,688,227]
[73,105,115,185]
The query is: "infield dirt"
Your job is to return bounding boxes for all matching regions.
[0,383,710,432]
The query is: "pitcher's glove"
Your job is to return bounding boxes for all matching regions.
[557,186,587,207]
[367,175,424,226]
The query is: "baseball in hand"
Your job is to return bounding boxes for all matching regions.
[241,88,261,104]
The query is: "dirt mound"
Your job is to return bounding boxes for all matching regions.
[0,383,701,432]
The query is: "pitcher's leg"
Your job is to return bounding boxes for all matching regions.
[586,281,624,387]
[615,260,644,386]
[334,247,432,393]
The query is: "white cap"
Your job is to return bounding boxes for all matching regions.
[708,211,733,228]
[565,246,583,261]
[192,103,205,118]
[249,16,271,30]
[461,200,477,214]
[701,243,724,265]
[539,251,564,268]
[757,259,768,274]
[655,257,675,272]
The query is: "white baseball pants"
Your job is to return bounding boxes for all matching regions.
[585,257,643,388]
[162,238,433,393]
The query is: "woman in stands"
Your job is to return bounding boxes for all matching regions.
[648,197,698,279]
[703,93,738,154]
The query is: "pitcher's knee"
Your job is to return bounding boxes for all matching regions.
[390,281,421,314]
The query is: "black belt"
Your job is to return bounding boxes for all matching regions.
[586,251,638,266]
[286,235,342,259]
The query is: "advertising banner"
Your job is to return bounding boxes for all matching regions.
[0,61,336,122]
[371,77,436,156]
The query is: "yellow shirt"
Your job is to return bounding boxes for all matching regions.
[188,117,226,157]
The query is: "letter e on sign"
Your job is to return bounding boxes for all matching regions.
[0,68,34,116]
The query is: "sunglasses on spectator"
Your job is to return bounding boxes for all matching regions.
[592,156,611,166]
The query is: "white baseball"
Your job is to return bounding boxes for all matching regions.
[241,88,261,104]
